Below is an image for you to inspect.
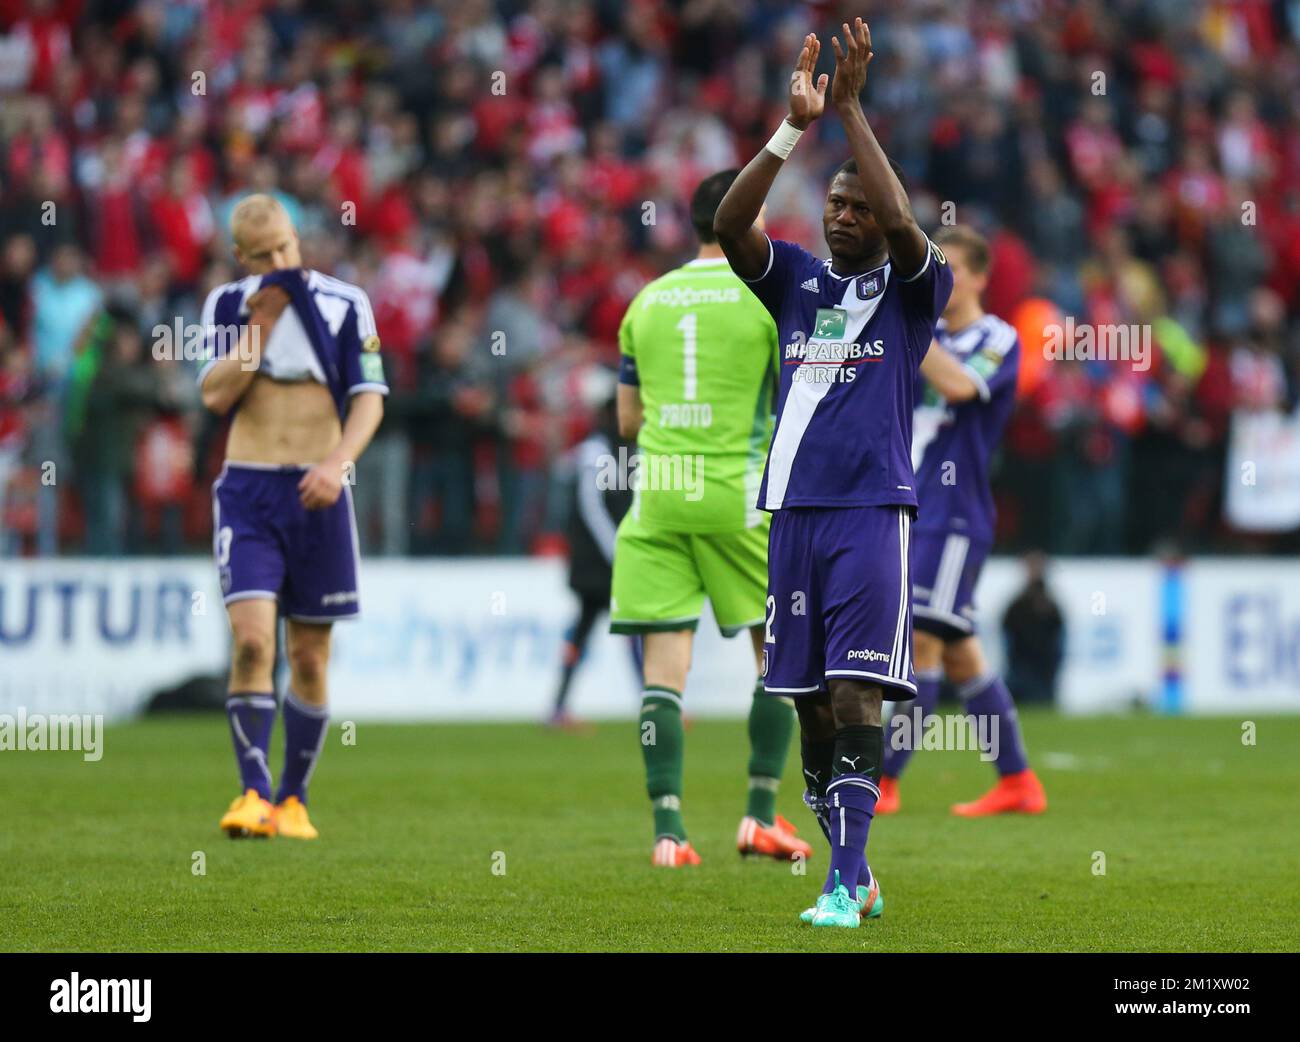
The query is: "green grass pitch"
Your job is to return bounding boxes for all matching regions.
[2,709,1297,952]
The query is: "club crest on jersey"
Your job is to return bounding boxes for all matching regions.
[812,307,847,339]
[856,272,884,300]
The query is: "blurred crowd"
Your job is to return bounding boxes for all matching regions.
[2,0,1300,558]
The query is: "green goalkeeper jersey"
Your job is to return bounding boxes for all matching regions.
[618,257,779,533]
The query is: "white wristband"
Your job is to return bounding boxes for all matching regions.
[764,119,804,160]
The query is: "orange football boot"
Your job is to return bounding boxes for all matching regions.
[272,795,319,839]
[651,837,701,867]
[951,769,1047,817]
[219,789,276,838]
[736,814,814,860]
[875,777,901,815]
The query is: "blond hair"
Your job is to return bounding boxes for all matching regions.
[230,193,289,247]
[934,225,991,274]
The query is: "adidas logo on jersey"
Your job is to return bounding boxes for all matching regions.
[801,277,819,292]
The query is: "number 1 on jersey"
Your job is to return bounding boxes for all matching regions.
[676,312,697,401]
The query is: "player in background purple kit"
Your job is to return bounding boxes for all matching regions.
[877,225,1047,818]
[199,195,386,839]
[715,19,952,928]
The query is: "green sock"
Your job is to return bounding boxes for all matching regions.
[640,686,686,841]
[746,682,795,825]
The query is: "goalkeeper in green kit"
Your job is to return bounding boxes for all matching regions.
[612,170,813,867]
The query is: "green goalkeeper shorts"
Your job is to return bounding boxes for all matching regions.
[609,513,769,637]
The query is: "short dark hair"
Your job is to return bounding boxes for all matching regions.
[832,156,908,191]
[934,225,991,273]
[691,168,740,244]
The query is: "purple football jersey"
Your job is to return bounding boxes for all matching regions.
[912,313,1020,539]
[197,269,388,419]
[741,235,952,511]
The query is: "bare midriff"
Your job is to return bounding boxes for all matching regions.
[224,376,342,465]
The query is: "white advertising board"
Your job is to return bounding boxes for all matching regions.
[1,556,1296,720]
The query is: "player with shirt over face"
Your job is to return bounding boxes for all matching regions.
[714,19,952,927]
[876,225,1047,818]
[199,194,386,840]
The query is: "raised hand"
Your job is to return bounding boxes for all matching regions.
[830,17,873,110]
[788,33,829,130]
[247,285,290,324]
